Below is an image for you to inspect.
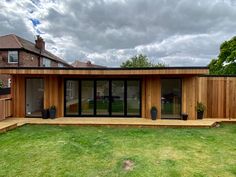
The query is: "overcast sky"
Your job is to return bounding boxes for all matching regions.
[1,0,236,66]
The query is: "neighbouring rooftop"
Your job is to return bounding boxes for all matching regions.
[0,34,70,66]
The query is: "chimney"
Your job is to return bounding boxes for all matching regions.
[87,61,92,66]
[35,35,45,50]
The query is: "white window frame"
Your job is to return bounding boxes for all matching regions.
[43,58,51,67]
[58,63,64,67]
[8,51,18,63]
[7,78,11,88]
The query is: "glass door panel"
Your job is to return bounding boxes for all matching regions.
[111,80,124,116]
[26,78,44,117]
[127,80,140,116]
[96,80,109,115]
[81,80,94,115]
[161,79,181,119]
[65,80,79,115]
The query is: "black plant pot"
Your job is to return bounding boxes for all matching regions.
[182,113,188,121]
[150,107,158,120]
[197,111,204,119]
[49,109,56,119]
[42,109,49,119]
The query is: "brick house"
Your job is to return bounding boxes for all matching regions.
[0,34,71,87]
[72,60,106,68]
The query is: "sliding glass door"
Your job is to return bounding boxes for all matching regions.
[81,80,94,115]
[127,80,141,116]
[161,78,182,119]
[96,80,109,116]
[65,80,79,116]
[64,79,141,117]
[26,78,44,117]
[111,80,125,116]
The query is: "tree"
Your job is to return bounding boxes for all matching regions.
[120,54,166,68]
[209,36,236,74]
[0,80,3,89]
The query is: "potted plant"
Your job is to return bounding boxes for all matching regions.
[196,102,206,119]
[182,113,188,121]
[41,109,49,119]
[49,105,56,119]
[150,106,158,120]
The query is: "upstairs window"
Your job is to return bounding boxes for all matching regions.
[43,58,51,67]
[8,51,18,63]
[58,63,64,67]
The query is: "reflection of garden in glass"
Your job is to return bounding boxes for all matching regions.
[96,80,109,115]
[161,79,181,119]
[111,81,124,115]
[127,80,140,116]
[64,79,141,117]
[81,80,94,115]
[26,78,44,117]
[66,80,79,115]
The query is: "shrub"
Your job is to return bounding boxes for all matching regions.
[196,102,206,112]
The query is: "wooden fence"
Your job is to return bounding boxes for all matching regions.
[0,97,12,121]
[198,76,236,119]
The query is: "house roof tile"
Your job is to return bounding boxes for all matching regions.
[0,34,70,66]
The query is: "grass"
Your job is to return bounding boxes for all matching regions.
[0,124,236,177]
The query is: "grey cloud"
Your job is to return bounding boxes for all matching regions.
[1,0,236,66]
[0,13,33,40]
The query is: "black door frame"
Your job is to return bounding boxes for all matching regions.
[160,77,182,120]
[25,78,44,118]
[64,78,142,118]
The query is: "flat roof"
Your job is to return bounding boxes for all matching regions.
[0,67,209,75]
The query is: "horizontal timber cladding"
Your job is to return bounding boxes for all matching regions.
[197,77,236,119]
[0,67,209,75]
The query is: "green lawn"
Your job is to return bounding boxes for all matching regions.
[0,124,236,177]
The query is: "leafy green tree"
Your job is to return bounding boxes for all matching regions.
[209,36,236,74]
[0,80,3,89]
[121,54,166,68]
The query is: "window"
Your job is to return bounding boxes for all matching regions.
[96,80,109,115]
[81,80,94,115]
[65,80,79,115]
[111,80,125,116]
[8,51,18,63]
[161,79,182,119]
[43,58,51,67]
[127,80,140,116]
[64,79,141,117]
[58,63,64,67]
[26,78,44,117]
[7,78,11,88]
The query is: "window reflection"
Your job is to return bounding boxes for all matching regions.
[96,80,109,115]
[111,81,124,116]
[66,80,79,115]
[81,80,94,115]
[161,79,181,119]
[127,81,140,116]
[64,79,141,117]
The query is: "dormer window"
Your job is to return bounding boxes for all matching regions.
[8,51,18,63]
